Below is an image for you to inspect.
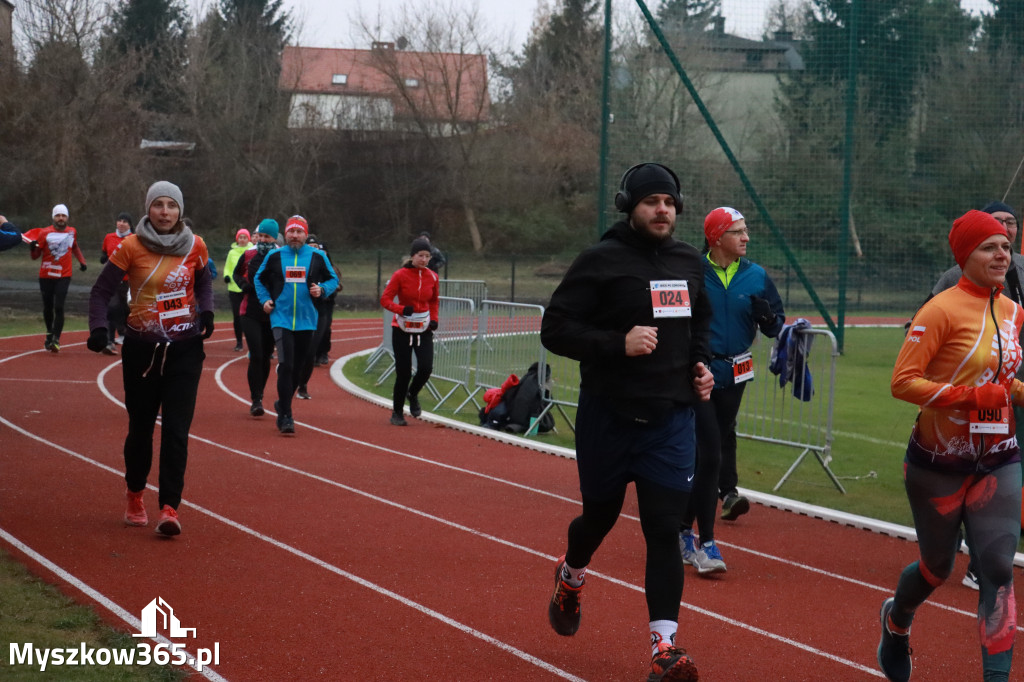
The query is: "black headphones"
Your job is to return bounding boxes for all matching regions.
[614,163,684,213]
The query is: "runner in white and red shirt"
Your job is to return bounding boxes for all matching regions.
[22,203,88,352]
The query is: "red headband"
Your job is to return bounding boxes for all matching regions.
[285,216,308,235]
[948,210,1007,268]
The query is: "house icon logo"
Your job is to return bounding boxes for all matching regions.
[133,597,197,639]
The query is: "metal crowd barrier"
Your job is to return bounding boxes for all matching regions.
[735,327,843,493]
[428,297,476,409]
[454,300,546,415]
[366,278,484,375]
[540,352,581,434]
[438,279,487,312]
[364,308,394,373]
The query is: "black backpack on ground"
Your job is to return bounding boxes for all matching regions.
[503,362,554,434]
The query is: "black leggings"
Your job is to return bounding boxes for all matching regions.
[565,478,688,622]
[241,316,274,401]
[391,327,433,414]
[685,381,747,541]
[228,291,245,345]
[298,305,333,389]
[891,461,1020,678]
[39,277,70,340]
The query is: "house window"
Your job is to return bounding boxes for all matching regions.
[404,78,419,88]
[745,52,763,66]
[332,74,348,85]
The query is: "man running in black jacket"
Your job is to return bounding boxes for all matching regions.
[541,163,713,682]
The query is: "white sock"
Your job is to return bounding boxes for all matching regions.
[560,561,586,587]
[649,620,677,656]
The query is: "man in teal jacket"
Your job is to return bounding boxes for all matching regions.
[254,215,339,434]
[679,207,785,576]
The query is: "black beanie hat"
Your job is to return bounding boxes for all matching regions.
[117,211,134,224]
[981,200,1019,225]
[616,163,683,214]
[410,237,431,256]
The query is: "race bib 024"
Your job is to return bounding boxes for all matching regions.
[650,280,691,318]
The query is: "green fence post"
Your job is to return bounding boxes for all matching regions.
[597,0,613,240]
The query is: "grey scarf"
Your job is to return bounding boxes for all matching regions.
[135,217,194,256]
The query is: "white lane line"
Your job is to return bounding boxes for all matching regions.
[0,416,585,681]
[0,332,966,679]
[0,528,229,681]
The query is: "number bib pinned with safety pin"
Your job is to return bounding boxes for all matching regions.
[732,351,754,383]
[970,407,1009,435]
[285,266,306,284]
[650,280,691,318]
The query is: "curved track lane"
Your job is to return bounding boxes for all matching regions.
[0,321,1016,680]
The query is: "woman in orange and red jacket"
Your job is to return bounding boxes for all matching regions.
[380,237,440,426]
[881,210,1024,682]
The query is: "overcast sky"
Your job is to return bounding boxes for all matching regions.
[280,0,997,50]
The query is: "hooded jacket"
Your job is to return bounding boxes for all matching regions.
[541,220,712,422]
[223,241,255,294]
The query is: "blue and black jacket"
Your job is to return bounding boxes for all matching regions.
[704,256,785,388]
[254,244,339,331]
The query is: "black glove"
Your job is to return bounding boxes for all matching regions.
[86,328,108,353]
[750,296,774,324]
[79,262,87,272]
[401,305,414,317]
[428,320,438,331]
[99,254,108,264]
[224,275,231,283]
[199,310,215,339]
[29,240,38,249]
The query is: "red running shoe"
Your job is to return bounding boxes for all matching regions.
[155,505,181,536]
[124,489,147,526]
[548,556,584,636]
[647,644,699,682]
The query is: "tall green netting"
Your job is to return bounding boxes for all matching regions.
[599,0,1024,350]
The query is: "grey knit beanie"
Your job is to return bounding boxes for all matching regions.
[145,181,184,216]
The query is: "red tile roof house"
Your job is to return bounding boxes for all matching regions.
[279,42,490,135]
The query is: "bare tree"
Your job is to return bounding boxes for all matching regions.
[353,0,504,253]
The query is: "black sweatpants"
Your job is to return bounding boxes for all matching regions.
[121,335,205,510]
[273,328,313,417]
[391,326,433,414]
[39,277,70,341]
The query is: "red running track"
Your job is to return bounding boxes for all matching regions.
[0,319,1016,681]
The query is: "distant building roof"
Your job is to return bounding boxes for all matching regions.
[280,43,489,124]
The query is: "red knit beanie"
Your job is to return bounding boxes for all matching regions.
[704,207,744,245]
[948,210,1008,268]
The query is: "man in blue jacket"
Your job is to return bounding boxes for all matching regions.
[255,215,339,434]
[679,207,785,574]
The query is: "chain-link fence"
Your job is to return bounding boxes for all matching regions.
[599,0,1023,350]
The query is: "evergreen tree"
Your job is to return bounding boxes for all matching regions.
[99,0,190,114]
[656,0,721,34]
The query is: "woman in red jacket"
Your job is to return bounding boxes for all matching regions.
[380,237,440,425]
